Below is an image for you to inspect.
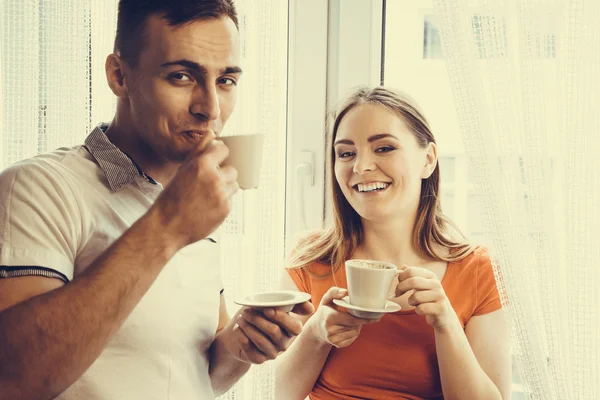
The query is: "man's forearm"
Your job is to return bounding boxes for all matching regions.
[209,310,251,396]
[435,316,502,400]
[0,210,179,400]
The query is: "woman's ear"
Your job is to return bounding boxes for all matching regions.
[421,142,438,179]
[105,53,129,97]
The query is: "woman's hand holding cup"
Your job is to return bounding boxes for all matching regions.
[395,265,459,332]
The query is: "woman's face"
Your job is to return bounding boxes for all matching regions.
[333,103,436,223]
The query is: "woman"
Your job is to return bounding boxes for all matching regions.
[267,86,510,399]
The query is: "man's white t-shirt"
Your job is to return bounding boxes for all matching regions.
[0,125,223,399]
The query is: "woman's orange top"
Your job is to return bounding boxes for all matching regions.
[287,247,502,400]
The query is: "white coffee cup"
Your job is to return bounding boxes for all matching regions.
[219,134,264,190]
[345,259,398,309]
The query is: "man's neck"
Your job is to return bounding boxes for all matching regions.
[104,116,180,186]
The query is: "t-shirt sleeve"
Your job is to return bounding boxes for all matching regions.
[472,248,502,316]
[286,267,311,294]
[0,161,80,282]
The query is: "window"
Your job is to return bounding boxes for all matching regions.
[423,15,444,59]
[382,1,559,396]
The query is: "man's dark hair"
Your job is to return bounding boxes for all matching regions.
[114,0,239,67]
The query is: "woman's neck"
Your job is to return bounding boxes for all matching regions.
[356,214,424,267]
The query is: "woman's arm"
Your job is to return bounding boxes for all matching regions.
[274,272,331,400]
[435,309,511,399]
[275,316,333,400]
[396,266,511,400]
[275,272,379,400]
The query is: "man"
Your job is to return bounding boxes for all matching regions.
[0,1,312,399]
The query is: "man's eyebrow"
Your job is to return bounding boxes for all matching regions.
[334,133,398,146]
[160,60,243,75]
[222,66,243,75]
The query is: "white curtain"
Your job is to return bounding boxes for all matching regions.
[433,0,600,398]
[0,1,288,399]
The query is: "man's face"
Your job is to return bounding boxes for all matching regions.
[123,15,241,163]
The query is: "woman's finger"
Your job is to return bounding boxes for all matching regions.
[407,289,444,306]
[396,276,438,297]
[328,327,362,347]
[320,286,348,306]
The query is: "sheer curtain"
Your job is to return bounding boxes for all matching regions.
[433,0,600,398]
[0,1,288,399]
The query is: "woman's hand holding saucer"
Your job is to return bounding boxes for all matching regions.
[306,287,380,349]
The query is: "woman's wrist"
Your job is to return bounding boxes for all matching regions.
[432,308,463,336]
[304,314,334,349]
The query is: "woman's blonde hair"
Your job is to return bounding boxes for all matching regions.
[288,86,475,276]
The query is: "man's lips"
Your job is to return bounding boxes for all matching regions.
[183,130,213,140]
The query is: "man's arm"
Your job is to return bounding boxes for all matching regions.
[209,289,315,397]
[209,294,251,396]
[0,134,237,400]
[0,211,179,400]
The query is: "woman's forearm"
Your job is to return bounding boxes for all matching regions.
[434,316,503,400]
[275,317,332,400]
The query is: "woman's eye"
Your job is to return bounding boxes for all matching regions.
[337,151,354,158]
[375,146,395,153]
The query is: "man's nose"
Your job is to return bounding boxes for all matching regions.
[190,83,220,121]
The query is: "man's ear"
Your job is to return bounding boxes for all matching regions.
[105,53,129,97]
[421,142,438,179]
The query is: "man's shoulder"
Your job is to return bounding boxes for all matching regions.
[0,145,100,200]
[1,145,96,183]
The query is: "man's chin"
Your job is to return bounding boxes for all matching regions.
[160,146,191,164]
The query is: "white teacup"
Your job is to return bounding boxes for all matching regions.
[346,259,398,309]
[219,134,264,190]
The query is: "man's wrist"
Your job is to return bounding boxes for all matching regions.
[139,206,189,257]
[132,209,185,261]
[215,313,252,364]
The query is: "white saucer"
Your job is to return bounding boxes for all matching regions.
[234,290,311,313]
[333,296,401,319]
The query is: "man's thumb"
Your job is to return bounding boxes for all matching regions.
[184,131,217,162]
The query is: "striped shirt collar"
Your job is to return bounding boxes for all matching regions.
[83,124,218,243]
[84,124,156,192]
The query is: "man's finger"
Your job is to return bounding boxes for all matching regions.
[291,300,315,316]
[184,131,217,161]
[237,316,279,359]
[246,308,302,338]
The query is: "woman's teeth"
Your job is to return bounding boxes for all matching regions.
[356,182,389,192]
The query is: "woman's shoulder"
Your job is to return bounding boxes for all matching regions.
[446,245,502,318]
[448,245,495,282]
[286,259,333,280]
[450,245,490,266]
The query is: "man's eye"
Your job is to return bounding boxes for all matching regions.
[170,73,192,81]
[219,77,237,86]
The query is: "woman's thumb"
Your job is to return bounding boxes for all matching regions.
[320,286,348,306]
